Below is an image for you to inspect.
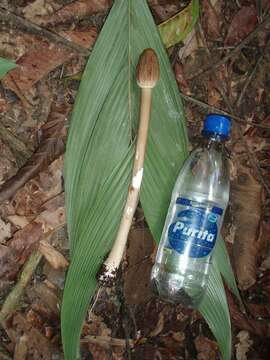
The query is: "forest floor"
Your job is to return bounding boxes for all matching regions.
[0,0,270,359]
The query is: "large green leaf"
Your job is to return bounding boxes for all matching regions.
[0,57,16,79]
[62,0,187,358]
[62,0,237,359]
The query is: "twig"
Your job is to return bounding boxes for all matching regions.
[0,251,42,324]
[81,335,134,347]
[0,7,90,57]
[180,93,270,130]
[188,14,270,80]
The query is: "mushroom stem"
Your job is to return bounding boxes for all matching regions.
[99,49,160,284]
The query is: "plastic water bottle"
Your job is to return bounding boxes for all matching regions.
[151,114,231,308]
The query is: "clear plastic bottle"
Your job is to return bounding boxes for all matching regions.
[151,114,231,308]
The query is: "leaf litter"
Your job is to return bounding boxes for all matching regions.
[0,0,269,359]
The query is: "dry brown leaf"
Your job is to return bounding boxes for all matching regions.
[232,166,263,290]
[194,335,218,360]
[60,28,98,49]
[10,157,64,217]
[148,0,181,22]
[178,28,202,60]
[207,78,222,107]
[0,244,20,281]
[39,240,68,269]
[10,313,61,358]
[0,217,11,244]
[174,61,191,95]
[3,26,96,96]
[201,0,220,40]
[226,286,270,336]
[7,215,30,229]
[8,193,65,264]
[0,31,36,59]
[225,6,257,46]
[39,0,112,26]
[31,282,60,316]
[0,106,68,204]
[0,139,17,185]
[3,41,72,94]
[23,0,60,24]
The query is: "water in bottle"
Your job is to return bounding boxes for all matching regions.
[151,114,231,308]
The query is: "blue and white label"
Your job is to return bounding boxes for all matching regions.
[167,197,223,258]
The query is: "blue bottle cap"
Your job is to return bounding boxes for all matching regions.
[203,114,231,138]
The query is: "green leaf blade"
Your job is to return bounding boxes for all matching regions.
[62,150,133,359]
[198,262,232,360]
[0,57,16,79]
[214,236,241,301]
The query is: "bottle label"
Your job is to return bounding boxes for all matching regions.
[167,197,223,258]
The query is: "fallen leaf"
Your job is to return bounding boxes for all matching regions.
[148,0,181,22]
[39,0,112,26]
[0,31,36,59]
[8,193,65,264]
[178,28,201,60]
[158,0,199,48]
[225,6,257,46]
[3,26,96,96]
[39,240,68,269]
[10,313,61,358]
[7,215,29,229]
[59,28,98,49]
[29,282,60,317]
[174,61,191,95]
[226,289,270,336]
[232,166,263,290]
[194,335,219,360]
[23,0,60,24]
[0,140,17,185]
[8,222,43,260]
[208,77,222,106]
[0,106,68,204]
[235,331,253,360]
[201,0,220,40]
[0,217,11,244]
[3,41,72,94]
[0,244,20,281]
[10,157,63,217]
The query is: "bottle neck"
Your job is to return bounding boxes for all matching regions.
[202,133,227,150]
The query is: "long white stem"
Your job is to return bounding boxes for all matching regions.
[101,88,152,280]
